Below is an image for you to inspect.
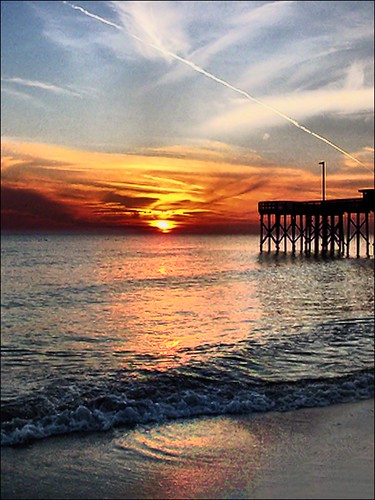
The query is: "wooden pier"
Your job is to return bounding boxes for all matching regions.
[258,189,374,257]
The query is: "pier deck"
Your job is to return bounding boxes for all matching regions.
[258,189,374,257]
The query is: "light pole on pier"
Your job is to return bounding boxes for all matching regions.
[319,161,326,201]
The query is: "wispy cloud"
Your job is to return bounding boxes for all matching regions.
[201,87,374,135]
[200,1,294,61]
[341,146,374,172]
[1,77,83,97]
[118,1,296,87]
[109,0,191,62]
[344,62,367,90]
[1,86,45,107]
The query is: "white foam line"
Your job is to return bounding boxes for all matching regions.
[63,1,372,172]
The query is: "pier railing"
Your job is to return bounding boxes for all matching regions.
[258,198,368,215]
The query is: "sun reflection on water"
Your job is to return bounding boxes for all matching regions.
[94,236,260,373]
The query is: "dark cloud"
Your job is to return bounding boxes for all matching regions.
[103,192,158,208]
[0,185,153,232]
[206,179,266,205]
[1,185,76,230]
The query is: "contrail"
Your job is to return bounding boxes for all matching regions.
[64,1,372,171]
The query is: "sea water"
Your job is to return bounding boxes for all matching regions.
[1,233,374,446]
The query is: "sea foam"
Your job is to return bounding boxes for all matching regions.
[2,369,373,446]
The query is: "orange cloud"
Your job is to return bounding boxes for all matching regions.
[1,138,373,233]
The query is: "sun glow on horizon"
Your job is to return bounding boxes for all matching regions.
[150,219,175,233]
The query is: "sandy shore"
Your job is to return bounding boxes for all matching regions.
[1,399,374,499]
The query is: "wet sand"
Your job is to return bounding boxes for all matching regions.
[1,399,374,499]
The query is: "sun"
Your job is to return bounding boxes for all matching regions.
[150,219,175,233]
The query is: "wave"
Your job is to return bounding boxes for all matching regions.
[1,368,373,447]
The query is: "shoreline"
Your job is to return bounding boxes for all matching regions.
[1,398,374,499]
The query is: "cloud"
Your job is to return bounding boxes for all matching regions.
[109,0,191,62]
[201,87,374,135]
[1,77,83,97]
[103,192,157,208]
[345,62,366,90]
[140,1,296,87]
[136,140,268,167]
[1,184,76,230]
[1,86,45,107]
[2,136,373,233]
[341,146,374,172]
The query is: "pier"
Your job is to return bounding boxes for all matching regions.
[258,189,374,257]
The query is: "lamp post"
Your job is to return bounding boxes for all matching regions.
[319,161,326,201]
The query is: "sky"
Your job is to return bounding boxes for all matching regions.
[1,0,374,234]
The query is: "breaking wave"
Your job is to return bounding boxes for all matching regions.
[2,368,373,446]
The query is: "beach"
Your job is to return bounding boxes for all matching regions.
[1,398,373,499]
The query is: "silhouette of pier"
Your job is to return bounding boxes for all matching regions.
[258,189,374,257]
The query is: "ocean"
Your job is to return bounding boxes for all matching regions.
[1,233,374,447]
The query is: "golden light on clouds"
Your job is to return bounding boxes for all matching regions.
[1,138,373,233]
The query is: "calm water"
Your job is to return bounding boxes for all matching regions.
[1,234,374,445]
